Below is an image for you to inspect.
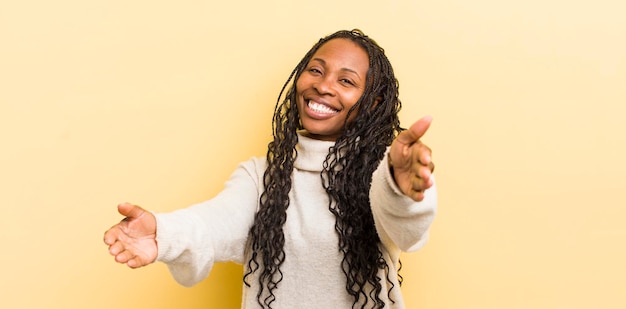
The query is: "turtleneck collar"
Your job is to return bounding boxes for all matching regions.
[294,131,335,172]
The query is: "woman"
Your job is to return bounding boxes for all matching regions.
[104,29,437,309]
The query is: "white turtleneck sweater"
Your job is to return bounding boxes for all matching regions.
[154,133,437,308]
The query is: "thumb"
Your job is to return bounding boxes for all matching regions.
[396,116,433,146]
[117,202,145,219]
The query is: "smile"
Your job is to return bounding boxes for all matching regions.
[307,100,338,114]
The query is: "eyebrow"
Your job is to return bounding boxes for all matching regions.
[310,58,362,79]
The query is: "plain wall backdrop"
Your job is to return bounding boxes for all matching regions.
[1,0,624,308]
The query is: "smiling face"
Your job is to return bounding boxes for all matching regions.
[295,38,370,141]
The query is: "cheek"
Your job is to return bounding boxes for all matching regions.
[345,91,364,109]
[343,92,365,123]
[295,75,309,94]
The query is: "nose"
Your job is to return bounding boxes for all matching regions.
[313,76,336,96]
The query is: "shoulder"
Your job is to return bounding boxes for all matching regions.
[239,156,267,173]
[233,156,267,185]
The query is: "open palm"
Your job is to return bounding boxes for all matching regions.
[103,203,157,268]
[389,116,435,202]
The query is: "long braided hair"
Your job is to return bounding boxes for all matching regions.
[244,29,403,309]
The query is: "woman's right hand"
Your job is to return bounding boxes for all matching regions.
[103,203,157,268]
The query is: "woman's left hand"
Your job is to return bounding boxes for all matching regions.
[389,116,435,202]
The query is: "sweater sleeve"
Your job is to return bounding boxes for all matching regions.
[153,158,263,287]
[369,152,437,253]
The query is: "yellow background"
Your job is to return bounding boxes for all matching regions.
[1,0,624,308]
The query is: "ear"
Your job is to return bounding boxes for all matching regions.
[372,96,382,109]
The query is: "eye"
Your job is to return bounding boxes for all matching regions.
[340,78,355,86]
[308,67,322,75]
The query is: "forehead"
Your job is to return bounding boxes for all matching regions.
[311,38,370,72]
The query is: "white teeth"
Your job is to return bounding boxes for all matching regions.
[308,101,337,114]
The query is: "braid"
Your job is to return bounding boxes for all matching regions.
[244,29,404,309]
[243,55,307,309]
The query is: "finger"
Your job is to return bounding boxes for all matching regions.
[115,249,135,264]
[395,116,433,146]
[419,165,434,188]
[108,240,126,256]
[103,227,120,246]
[408,190,425,202]
[417,144,432,166]
[127,256,148,269]
[411,153,434,178]
[411,175,429,193]
[408,142,432,168]
[410,166,433,190]
[127,258,140,269]
[117,202,145,220]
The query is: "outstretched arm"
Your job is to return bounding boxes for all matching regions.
[103,202,157,268]
[389,116,435,201]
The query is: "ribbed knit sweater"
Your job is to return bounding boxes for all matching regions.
[154,132,437,308]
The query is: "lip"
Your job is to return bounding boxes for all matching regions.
[303,97,340,119]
